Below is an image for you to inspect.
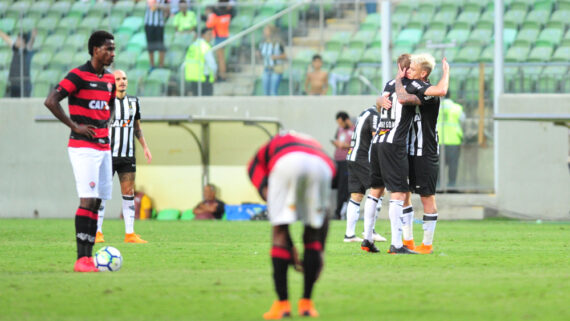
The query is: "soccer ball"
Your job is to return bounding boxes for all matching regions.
[94,246,122,272]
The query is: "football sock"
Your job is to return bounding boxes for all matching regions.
[402,206,414,241]
[75,207,97,259]
[271,246,291,301]
[422,213,438,245]
[389,200,404,248]
[122,195,135,234]
[303,241,323,299]
[363,195,378,241]
[374,196,383,221]
[96,200,105,233]
[345,199,360,237]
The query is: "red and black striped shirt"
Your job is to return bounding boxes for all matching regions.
[56,61,116,151]
[247,132,336,199]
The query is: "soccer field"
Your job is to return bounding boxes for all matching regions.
[1,219,569,321]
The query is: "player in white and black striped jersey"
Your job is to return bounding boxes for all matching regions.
[343,106,387,244]
[96,69,152,244]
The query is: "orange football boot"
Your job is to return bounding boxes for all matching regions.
[263,300,291,320]
[298,298,319,317]
[403,239,415,250]
[124,233,148,243]
[414,243,433,254]
[95,231,105,243]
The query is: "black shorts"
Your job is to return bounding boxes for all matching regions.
[378,143,409,193]
[348,160,370,194]
[113,157,136,175]
[145,25,166,51]
[369,143,385,188]
[409,154,439,196]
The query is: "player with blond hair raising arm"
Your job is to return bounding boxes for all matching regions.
[248,131,335,319]
[96,69,152,244]
[44,30,116,272]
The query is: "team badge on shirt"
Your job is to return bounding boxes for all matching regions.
[107,83,113,92]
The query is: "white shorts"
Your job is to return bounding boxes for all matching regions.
[68,147,113,200]
[267,152,333,228]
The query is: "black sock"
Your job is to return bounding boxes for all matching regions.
[75,207,97,259]
[271,246,291,301]
[303,241,323,299]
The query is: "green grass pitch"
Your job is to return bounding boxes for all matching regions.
[1,218,569,321]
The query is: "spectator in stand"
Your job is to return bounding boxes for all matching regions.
[193,184,225,220]
[184,28,217,96]
[304,54,328,95]
[0,29,36,97]
[331,111,354,220]
[205,0,235,81]
[258,24,286,96]
[173,1,197,34]
[144,0,169,70]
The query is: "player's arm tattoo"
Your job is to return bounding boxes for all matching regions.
[395,77,421,106]
[134,120,143,139]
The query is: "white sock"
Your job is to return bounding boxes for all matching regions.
[402,205,414,241]
[422,213,438,245]
[123,195,136,234]
[373,196,383,234]
[389,200,404,248]
[97,200,106,233]
[363,195,378,241]
[345,199,360,237]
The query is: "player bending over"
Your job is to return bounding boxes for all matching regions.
[44,31,116,272]
[344,105,387,244]
[96,70,152,244]
[248,131,335,319]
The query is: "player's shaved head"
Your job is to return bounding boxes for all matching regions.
[114,69,126,79]
[411,53,436,78]
[397,53,411,69]
[114,69,128,96]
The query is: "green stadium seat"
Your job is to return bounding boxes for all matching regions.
[180,209,195,221]
[0,18,16,34]
[113,0,135,16]
[524,9,551,27]
[253,77,263,96]
[475,20,493,31]
[31,81,52,98]
[454,46,482,63]
[503,28,518,48]
[0,50,11,70]
[64,33,89,53]
[78,17,103,34]
[463,2,484,13]
[559,0,570,10]
[113,50,138,71]
[141,78,167,96]
[337,48,364,69]
[360,48,382,64]
[14,17,38,33]
[259,0,286,16]
[169,32,193,52]
[456,10,481,28]
[165,48,185,69]
[509,1,529,11]
[31,51,53,72]
[439,0,461,12]
[533,0,553,11]
[118,17,144,35]
[135,52,152,70]
[445,28,470,46]
[442,47,459,62]
[527,46,553,62]
[518,65,542,92]
[503,9,527,28]
[279,8,299,30]
[503,66,521,92]
[6,1,31,20]
[126,68,147,96]
[156,209,180,221]
[321,50,339,69]
[54,16,81,35]
[537,65,568,93]
[47,1,71,19]
[49,51,75,70]
[292,49,316,70]
[42,34,68,54]
[432,9,458,28]
[35,69,61,86]
[562,30,570,47]
[27,1,52,20]
[479,45,493,63]
[392,44,414,62]
[513,27,540,46]
[148,68,171,82]
[133,0,147,17]
[360,13,381,31]
[345,77,365,95]
[466,28,493,46]
[536,28,564,47]
[549,10,569,28]
[348,30,375,51]
[127,32,147,53]
[89,1,112,17]
[395,28,423,47]
[421,27,447,45]
[550,46,570,62]
[408,10,434,29]
[478,8,494,25]
[68,1,91,19]
[505,45,530,62]
[36,16,58,34]
[391,11,411,30]
[325,31,351,52]
[71,52,90,68]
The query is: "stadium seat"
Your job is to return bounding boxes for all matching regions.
[89,1,112,17]
[6,1,31,20]
[454,46,482,63]
[526,46,553,62]
[503,28,518,48]
[54,16,81,35]
[0,18,16,34]
[71,52,90,68]
[141,78,166,96]
[169,32,193,52]
[478,8,494,25]
[513,27,540,46]
[524,9,551,28]
[113,50,138,71]
[0,50,11,70]
[49,51,75,71]
[432,9,458,28]
[156,209,180,221]
[64,33,89,53]
[127,32,147,53]
[479,45,493,63]
[360,13,381,31]
[360,48,382,64]
[113,0,135,16]
[135,52,152,70]
[321,50,339,69]
[68,1,91,19]
[180,209,195,221]
[550,46,570,62]
[42,34,68,54]
[421,27,447,45]
[133,0,147,17]
[27,1,51,20]
[118,17,144,35]
[466,28,493,46]
[392,44,414,62]
[31,80,52,98]
[345,76,365,95]
[78,16,102,34]
[505,45,530,62]
[503,9,527,28]
[549,10,569,28]
[509,1,529,11]
[408,10,434,29]
[47,1,71,19]
[165,48,185,69]
[31,51,53,72]
[348,30,375,51]
[536,28,564,47]
[336,48,364,69]
[36,16,58,34]
[325,31,351,52]
[391,10,411,30]
[445,28,471,46]
[395,28,423,47]
[14,17,37,33]
[279,8,300,30]
[126,68,146,96]
[537,65,568,92]
[35,69,61,87]
[439,0,461,12]
[455,10,481,28]
[533,0,553,11]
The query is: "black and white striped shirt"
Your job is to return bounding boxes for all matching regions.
[406,79,440,157]
[347,106,378,162]
[110,96,141,158]
[375,78,417,146]
[144,0,167,27]
[259,41,284,68]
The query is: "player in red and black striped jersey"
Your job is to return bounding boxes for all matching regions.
[248,132,335,319]
[44,30,116,272]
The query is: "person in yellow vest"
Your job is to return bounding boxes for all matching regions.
[437,93,465,188]
[185,28,217,96]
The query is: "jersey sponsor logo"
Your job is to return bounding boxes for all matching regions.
[89,181,96,189]
[425,96,434,100]
[112,119,132,128]
[89,83,98,88]
[411,81,422,89]
[89,100,110,110]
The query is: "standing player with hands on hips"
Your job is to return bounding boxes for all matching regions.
[96,69,152,244]
[44,31,116,272]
